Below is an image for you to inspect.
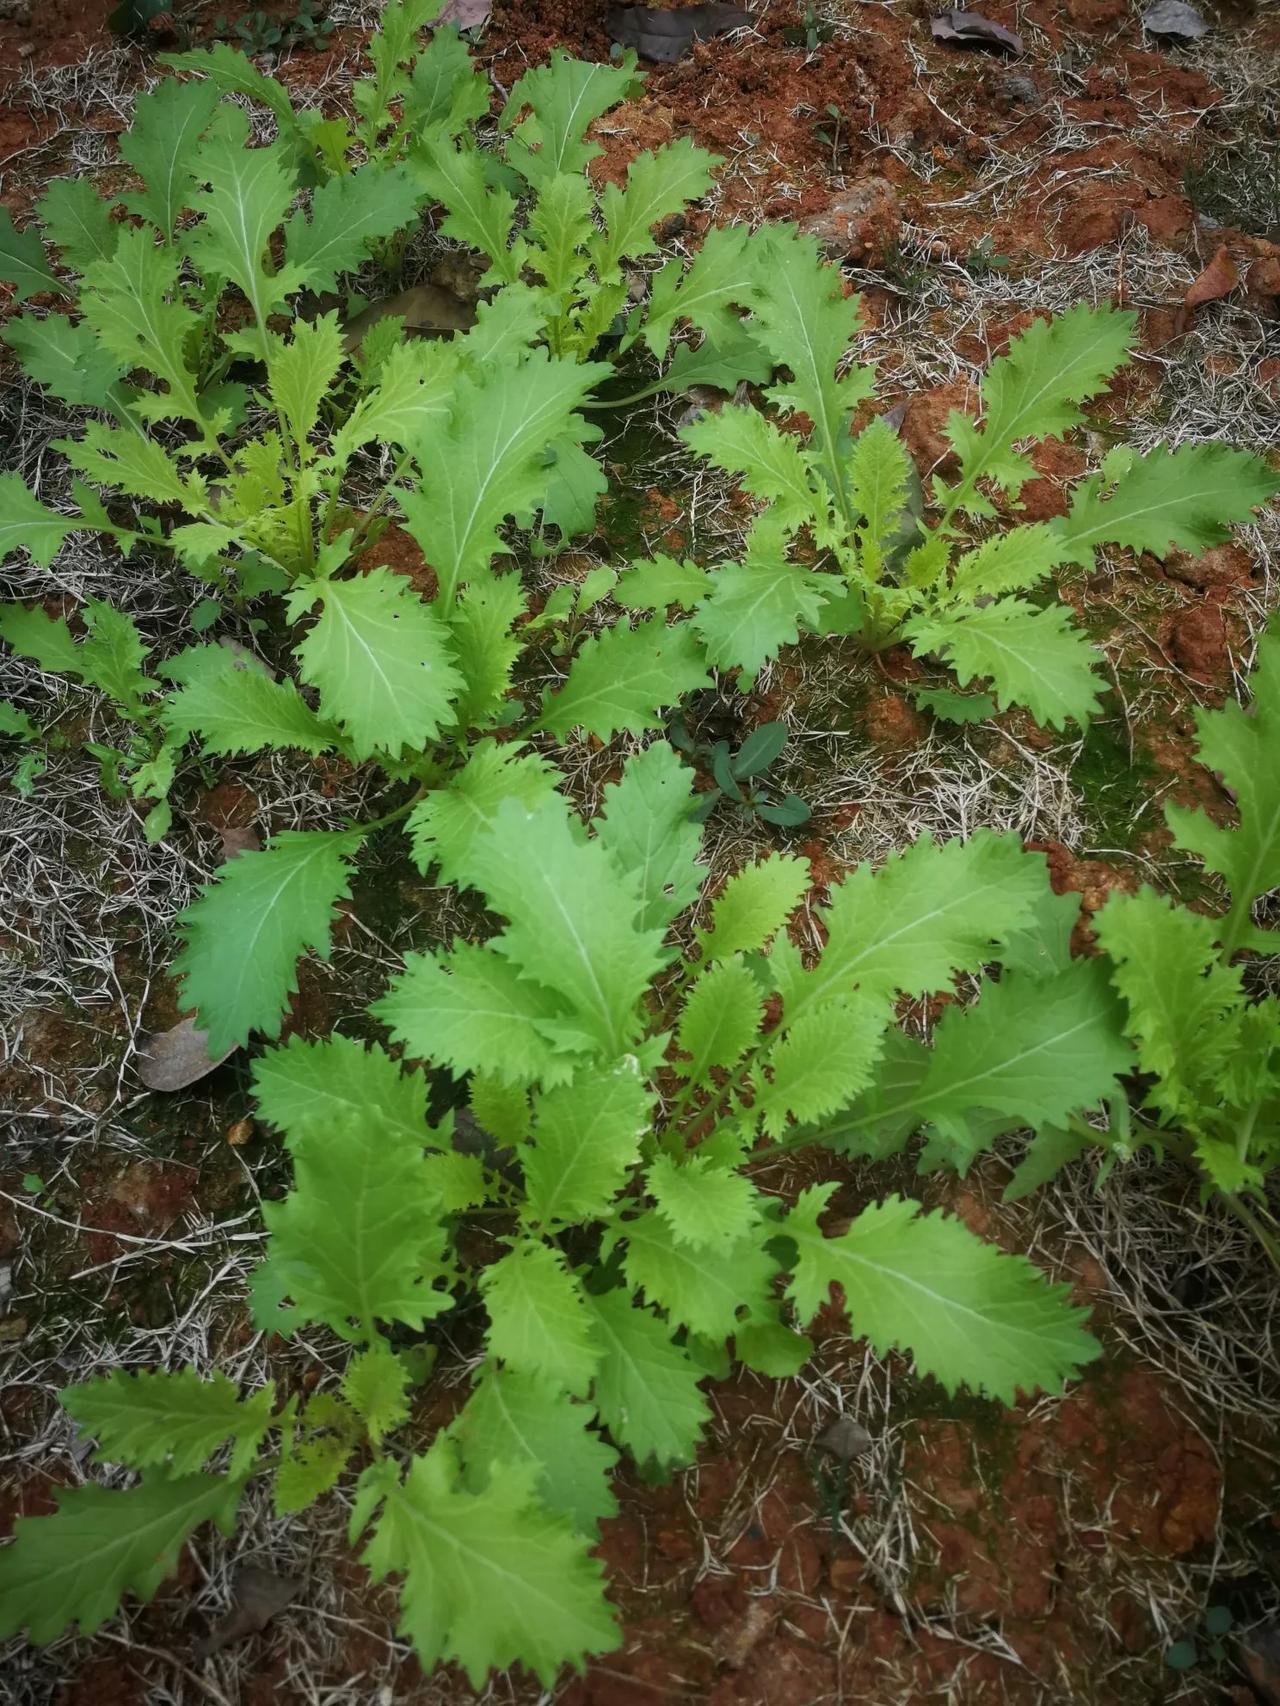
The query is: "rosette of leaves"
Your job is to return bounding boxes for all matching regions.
[667,228,1279,729]
[0,741,1133,1679]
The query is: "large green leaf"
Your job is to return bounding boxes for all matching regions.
[594,138,718,276]
[453,1369,618,1532]
[755,995,887,1136]
[252,1034,430,1147]
[582,1287,711,1470]
[3,313,123,409]
[62,1370,275,1479]
[187,128,302,329]
[283,164,422,292]
[593,741,702,931]
[173,829,362,1055]
[502,51,638,190]
[783,1186,1098,1402]
[80,229,205,427]
[1054,441,1280,566]
[407,741,561,885]
[0,206,65,300]
[164,653,335,758]
[0,1473,245,1644]
[358,1440,617,1685]
[774,830,1049,1026]
[118,76,223,239]
[253,1114,454,1341]
[292,568,463,760]
[480,1239,600,1394]
[539,616,712,741]
[904,597,1106,731]
[36,179,118,272]
[521,1060,652,1227]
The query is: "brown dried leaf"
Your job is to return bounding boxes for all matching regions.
[1185,245,1240,307]
[341,285,476,354]
[930,9,1023,53]
[607,3,754,63]
[427,0,490,26]
[194,1566,302,1661]
[136,1016,235,1091]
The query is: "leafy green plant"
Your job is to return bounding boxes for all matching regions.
[668,714,811,826]
[672,234,1278,728]
[215,0,332,54]
[1166,1604,1234,1673]
[0,743,1110,1678]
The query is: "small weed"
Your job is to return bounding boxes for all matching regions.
[669,717,811,828]
[215,0,331,54]
[782,3,835,51]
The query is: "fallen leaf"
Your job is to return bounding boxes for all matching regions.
[426,0,490,27]
[218,824,261,859]
[1185,244,1240,307]
[341,284,476,354]
[226,1117,255,1147]
[930,9,1023,53]
[817,1415,874,1462]
[194,1566,302,1661]
[1141,0,1211,38]
[136,1016,236,1092]
[607,3,754,63]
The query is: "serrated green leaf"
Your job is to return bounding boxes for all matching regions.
[614,553,714,611]
[400,354,607,602]
[1093,887,1243,1126]
[0,475,76,568]
[464,797,667,1057]
[254,1113,454,1342]
[160,44,300,139]
[0,603,80,674]
[274,1430,354,1515]
[376,941,582,1088]
[173,829,362,1055]
[358,1439,618,1685]
[540,617,712,741]
[0,700,37,740]
[407,741,560,885]
[0,1472,245,1644]
[36,178,117,272]
[1166,629,1280,949]
[521,1059,652,1226]
[284,164,421,293]
[783,1186,1098,1401]
[59,420,204,511]
[646,1153,759,1251]
[734,1318,813,1378]
[79,601,151,713]
[847,414,914,573]
[447,572,527,731]
[682,403,822,535]
[773,830,1048,1027]
[454,1369,618,1532]
[62,1370,275,1478]
[252,1034,429,1147]
[897,961,1132,1156]
[3,313,123,409]
[539,425,608,537]
[342,1343,411,1447]
[615,1208,775,1340]
[335,341,459,471]
[164,652,335,757]
[503,51,637,190]
[641,222,770,357]
[187,130,302,330]
[913,685,996,725]
[1003,1124,1093,1202]
[658,330,772,396]
[481,1239,599,1394]
[904,597,1106,730]
[676,956,764,1082]
[1054,440,1279,566]
[0,206,66,300]
[582,1287,710,1470]
[593,741,702,931]
[945,521,1070,602]
[527,172,594,297]
[943,305,1135,507]
[756,995,886,1136]
[414,145,523,284]
[749,228,873,506]
[594,138,718,276]
[700,851,809,961]
[264,311,345,448]
[402,25,489,134]
[693,533,827,675]
[118,75,223,239]
[81,229,206,427]
[293,568,462,760]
